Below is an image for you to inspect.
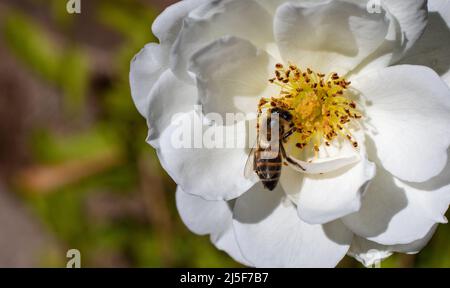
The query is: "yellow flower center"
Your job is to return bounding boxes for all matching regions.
[259,63,362,154]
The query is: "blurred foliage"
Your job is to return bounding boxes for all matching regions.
[1,0,449,268]
[1,0,243,268]
[3,10,89,115]
[3,11,61,82]
[31,126,118,164]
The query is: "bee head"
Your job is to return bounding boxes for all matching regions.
[271,107,292,122]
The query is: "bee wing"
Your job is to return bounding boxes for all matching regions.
[244,145,259,181]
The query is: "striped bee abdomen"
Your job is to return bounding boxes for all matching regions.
[254,149,283,191]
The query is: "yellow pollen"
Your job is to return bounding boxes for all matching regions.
[261,63,362,153]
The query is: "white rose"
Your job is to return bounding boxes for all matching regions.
[130,0,450,267]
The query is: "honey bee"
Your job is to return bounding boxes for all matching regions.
[245,107,306,191]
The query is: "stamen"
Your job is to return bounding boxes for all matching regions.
[260,63,362,154]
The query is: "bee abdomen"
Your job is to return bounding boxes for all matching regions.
[254,155,282,191]
[255,161,282,170]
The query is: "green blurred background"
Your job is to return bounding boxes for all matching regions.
[0,0,448,268]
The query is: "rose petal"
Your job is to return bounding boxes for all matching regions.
[352,65,450,182]
[211,226,253,267]
[428,0,450,26]
[176,186,232,235]
[152,0,208,45]
[281,129,366,175]
[131,0,212,117]
[156,111,255,201]
[146,70,197,143]
[382,0,428,62]
[171,0,274,83]
[351,0,428,75]
[342,163,450,246]
[283,153,361,175]
[129,43,168,117]
[189,36,277,117]
[233,183,353,267]
[176,187,251,265]
[274,0,389,75]
[281,133,376,224]
[348,225,437,267]
[398,0,450,86]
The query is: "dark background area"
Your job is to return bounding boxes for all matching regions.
[0,0,448,267]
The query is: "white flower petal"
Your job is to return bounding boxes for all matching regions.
[131,0,217,118]
[398,0,450,86]
[353,65,450,182]
[296,160,374,225]
[274,0,389,75]
[189,36,277,117]
[282,128,365,175]
[259,0,370,15]
[211,226,253,267]
[156,111,255,201]
[146,70,197,142]
[171,0,274,83]
[176,186,232,235]
[348,226,437,267]
[429,0,450,26]
[233,184,353,267]
[342,163,450,246]
[350,0,428,76]
[349,237,393,267]
[256,0,286,14]
[281,136,376,225]
[280,131,376,224]
[284,153,361,175]
[152,0,209,45]
[176,187,251,265]
[129,43,168,117]
[382,0,428,62]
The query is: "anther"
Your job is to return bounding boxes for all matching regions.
[266,65,361,154]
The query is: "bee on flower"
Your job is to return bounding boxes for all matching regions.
[130,0,450,267]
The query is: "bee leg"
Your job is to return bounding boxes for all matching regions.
[282,128,295,142]
[281,144,306,171]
